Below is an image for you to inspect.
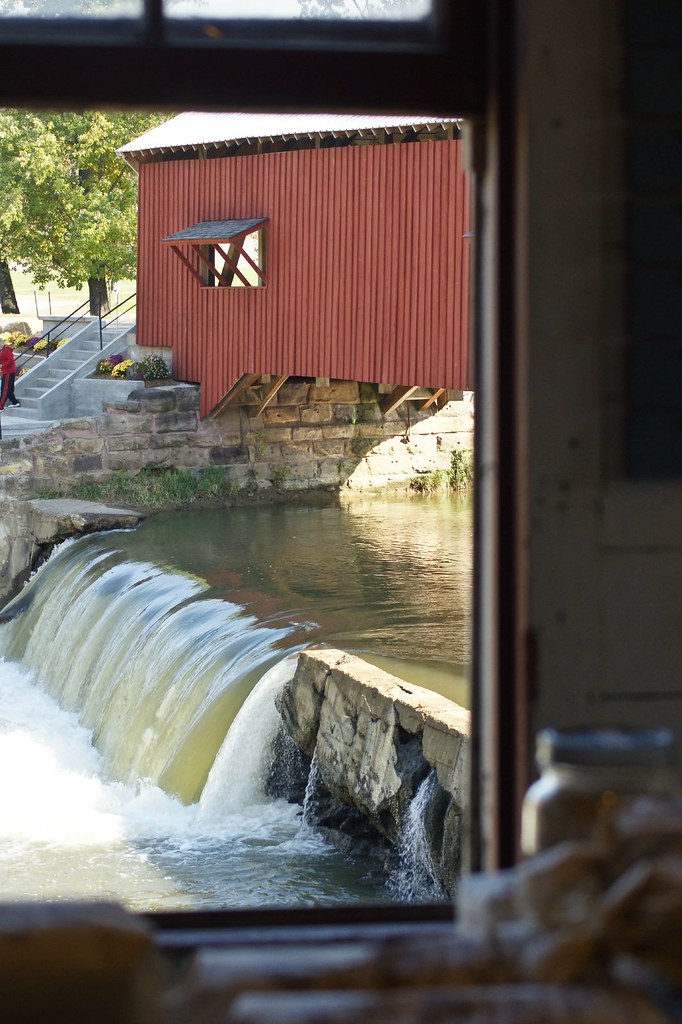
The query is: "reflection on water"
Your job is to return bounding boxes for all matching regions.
[108,492,473,706]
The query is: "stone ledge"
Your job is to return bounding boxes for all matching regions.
[273,647,470,893]
[0,498,143,608]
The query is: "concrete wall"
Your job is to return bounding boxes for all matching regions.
[0,380,473,499]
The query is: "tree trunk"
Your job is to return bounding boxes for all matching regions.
[0,260,20,315]
[88,277,109,316]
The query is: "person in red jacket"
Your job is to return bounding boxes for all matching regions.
[0,341,20,410]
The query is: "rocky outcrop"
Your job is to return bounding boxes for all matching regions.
[0,498,143,609]
[271,648,470,895]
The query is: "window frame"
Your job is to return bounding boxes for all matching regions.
[163,219,268,289]
[0,0,527,895]
[0,1,486,117]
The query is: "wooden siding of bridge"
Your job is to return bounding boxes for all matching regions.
[136,141,470,417]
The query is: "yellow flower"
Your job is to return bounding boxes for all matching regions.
[56,337,69,347]
[1,331,29,348]
[33,339,48,352]
[111,358,134,378]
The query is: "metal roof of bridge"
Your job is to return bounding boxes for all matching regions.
[118,111,460,162]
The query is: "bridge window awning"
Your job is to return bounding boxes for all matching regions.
[163,217,268,288]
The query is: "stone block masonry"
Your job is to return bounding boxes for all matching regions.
[272,648,470,897]
[0,380,473,499]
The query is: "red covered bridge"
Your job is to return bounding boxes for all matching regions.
[120,112,471,419]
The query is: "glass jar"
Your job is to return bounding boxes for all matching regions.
[521,726,680,856]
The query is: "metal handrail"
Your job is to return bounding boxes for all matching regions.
[1,292,138,439]
[14,297,92,372]
[99,292,136,349]
[13,291,138,376]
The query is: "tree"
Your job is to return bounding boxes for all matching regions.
[0,260,19,315]
[0,111,167,315]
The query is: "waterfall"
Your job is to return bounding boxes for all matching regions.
[388,771,448,902]
[302,749,321,824]
[0,534,294,805]
[196,655,298,820]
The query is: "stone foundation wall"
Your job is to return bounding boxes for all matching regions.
[0,379,473,498]
[271,648,470,895]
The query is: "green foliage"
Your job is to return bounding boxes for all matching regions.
[410,469,449,493]
[271,465,291,487]
[136,354,171,381]
[36,467,239,510]
[409,449,473,494]
[0,110,168,296]
[252,431,267,458]
[449,449,473,488]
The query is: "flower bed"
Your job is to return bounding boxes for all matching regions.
[93,352,172,383]
[0,329,69,357]
[95,354,135,379]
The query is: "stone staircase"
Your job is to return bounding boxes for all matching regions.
[2,319,136,435]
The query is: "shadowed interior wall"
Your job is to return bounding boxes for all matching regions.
[135,140,470,417]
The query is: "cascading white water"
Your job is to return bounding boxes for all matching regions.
[0,496,472,908]
[0,533,387,908]
[196,655,298,820]
[302,749,321,824]
[2,536,293,803]
[388,771,448,902]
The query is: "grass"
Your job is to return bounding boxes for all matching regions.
[7,267,136,320]
[410,449,474,494]
[36,466,239,511]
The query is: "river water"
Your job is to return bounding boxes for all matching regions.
[0,493,472,910]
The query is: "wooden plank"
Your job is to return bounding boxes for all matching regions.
[209,373,262,419]
[217,242,240,287]
[212,244,252,288]
[238,243,267,285]
[170,245,204,287]
[254,375,289,416]
[193,244,222,284]
[379,385,419,415]
[419,387,447,411]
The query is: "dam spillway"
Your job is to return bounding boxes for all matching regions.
[0,496,472,909]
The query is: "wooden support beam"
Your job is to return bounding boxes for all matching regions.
[254,375,289,416]
[170,245,204,287]
[238,243,267,285]
[209,372,262,419]
[213,243,252,288]
[379,385,419,416]
[419,387,447,411]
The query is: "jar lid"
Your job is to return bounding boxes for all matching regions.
[536,726,680,769]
